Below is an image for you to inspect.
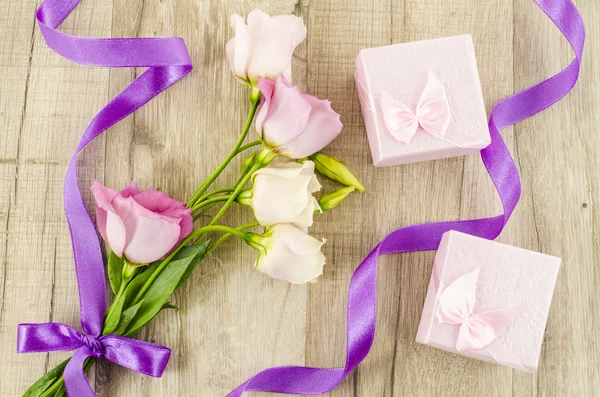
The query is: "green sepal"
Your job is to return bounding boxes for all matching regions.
[107,251,124,294]
[23,358,68,397]
[241,152,257,174]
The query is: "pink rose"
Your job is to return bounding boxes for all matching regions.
[255,75,343,159]
[226,9,306,85]
[91,181,193,264]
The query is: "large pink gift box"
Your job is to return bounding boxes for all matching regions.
[355,35,491,166]
[416,231,561,372]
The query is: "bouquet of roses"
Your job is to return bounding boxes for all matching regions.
[23,9,362,397]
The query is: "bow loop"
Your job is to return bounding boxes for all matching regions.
[18,322,172,395]
[436,269,515,351]
[381,94,419,143]
[436,269,478,324]
[102,335,171,378]
[415,72,451,138]
[380,73,451,143]
[18,323,84,353]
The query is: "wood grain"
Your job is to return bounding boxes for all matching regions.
[0,0,598,396]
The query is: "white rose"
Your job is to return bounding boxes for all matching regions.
[239,161,321,228]
[248,223,326,284]
[226,9,307,85]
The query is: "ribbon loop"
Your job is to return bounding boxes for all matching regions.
[102,335,172,377]
[17,323,84,353]
[18,322,172,395]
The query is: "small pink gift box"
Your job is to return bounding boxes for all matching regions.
[416,231,561,372]
[355,35,491,166]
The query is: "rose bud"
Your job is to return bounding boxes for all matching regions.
[318,186,356,212]
[91,181,193,265]
[307,152,364,192]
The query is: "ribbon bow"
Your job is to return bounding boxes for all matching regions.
[17,0,193,395]
[436,269,514,351]
[381,72,451,143]
[18,323,171,393]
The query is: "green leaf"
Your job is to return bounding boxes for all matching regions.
[102,292,126,335]
[24,359,68,397]
[124,244,208,336]
[52,387,67,397]
[113,300,143,335]
[176,240,210,290]
[122,262,160,309]
[161,302,188,315]
[107,251,124,295]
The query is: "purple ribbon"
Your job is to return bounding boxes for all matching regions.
[226,0,584,395]
[17,0,192,396]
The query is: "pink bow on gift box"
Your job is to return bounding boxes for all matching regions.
[355,72,489,148]
[436,269,515,351]
[380,72,452,143]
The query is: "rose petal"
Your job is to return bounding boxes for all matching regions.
[255,77,275,134]
[131,188,187,218]
[274,223,325,255]
[257,224,325,284]
[90,181,120,243]
[119,181,142,198]
[261,76,311,148]
[119,197,181,264]
[105,210,127,258]
[272,15,307,47]
[277,95,343,159]
[226,14,251,80]
[246,10,296,83]
[252,172,312,226]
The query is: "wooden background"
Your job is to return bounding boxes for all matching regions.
[1,0,598,396]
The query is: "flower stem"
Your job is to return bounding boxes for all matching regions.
[203,222,259,258]
[196,188,235,203]
[132,225,249,304]
[192,201,220,222]
[187,91,262,208]
[103,260,139,331]
[193,148,276,244]
[191,194,232,213]
[236,140,261,154]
